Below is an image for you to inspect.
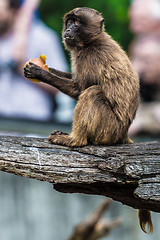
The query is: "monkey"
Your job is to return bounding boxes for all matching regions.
[24,7,153,233]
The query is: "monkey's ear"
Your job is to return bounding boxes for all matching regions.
[100,18,104,30]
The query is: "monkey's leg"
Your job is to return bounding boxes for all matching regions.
[48,106,88,147]
[48,85,128,147]
[71,85,129,146]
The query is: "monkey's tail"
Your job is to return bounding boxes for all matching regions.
[127,140,153,233]
[138,209,153,234]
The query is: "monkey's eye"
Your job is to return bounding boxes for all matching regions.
[66,19,73,27]
[74,20,81,26]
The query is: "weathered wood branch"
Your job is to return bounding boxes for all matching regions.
[0,135,160,212]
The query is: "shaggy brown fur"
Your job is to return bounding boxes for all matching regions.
[24,7,152,233]
[24,7,139,147]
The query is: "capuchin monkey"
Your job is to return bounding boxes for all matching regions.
[24,7,153,233]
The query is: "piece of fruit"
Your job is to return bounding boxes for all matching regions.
[24,54,49,83]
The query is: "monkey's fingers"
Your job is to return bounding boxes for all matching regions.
[23,69,35,79]
[23,63,42,82]
[24,62,37,70]
[23,68,32,78]
[50,130,69,136]
[23,62,34,75]
[48,134,64,144]
[48,131,69,142]
[25,62,38,67]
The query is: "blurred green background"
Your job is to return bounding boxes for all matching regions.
[39,0,132,57]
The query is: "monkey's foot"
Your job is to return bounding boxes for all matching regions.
[48,133,86,147]
[48,134,74,147]
[48,130,69,144]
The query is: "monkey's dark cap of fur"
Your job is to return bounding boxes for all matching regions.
[65,7,103,22]
[74,7,101,15]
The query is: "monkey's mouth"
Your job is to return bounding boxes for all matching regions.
[64,36,74,40]
[64,35,75,45]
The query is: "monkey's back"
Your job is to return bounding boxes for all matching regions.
[72,32,139,144]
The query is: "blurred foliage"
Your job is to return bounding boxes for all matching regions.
[39,0,132,62]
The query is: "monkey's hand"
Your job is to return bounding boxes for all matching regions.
[24,62,46,82]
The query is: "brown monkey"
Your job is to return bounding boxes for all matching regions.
[24,7,152,233]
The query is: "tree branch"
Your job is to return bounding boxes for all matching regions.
[0,135,160,212]
[68,199,123,240]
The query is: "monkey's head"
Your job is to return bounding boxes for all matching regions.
[63,7,104,50]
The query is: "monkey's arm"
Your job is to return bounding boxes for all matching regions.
[49,68,72,79]
[24,62,79,100]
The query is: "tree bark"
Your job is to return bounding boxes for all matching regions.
[0,135,160,212]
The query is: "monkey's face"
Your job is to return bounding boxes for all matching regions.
[63,7,104,50]
[63,16,82,48]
